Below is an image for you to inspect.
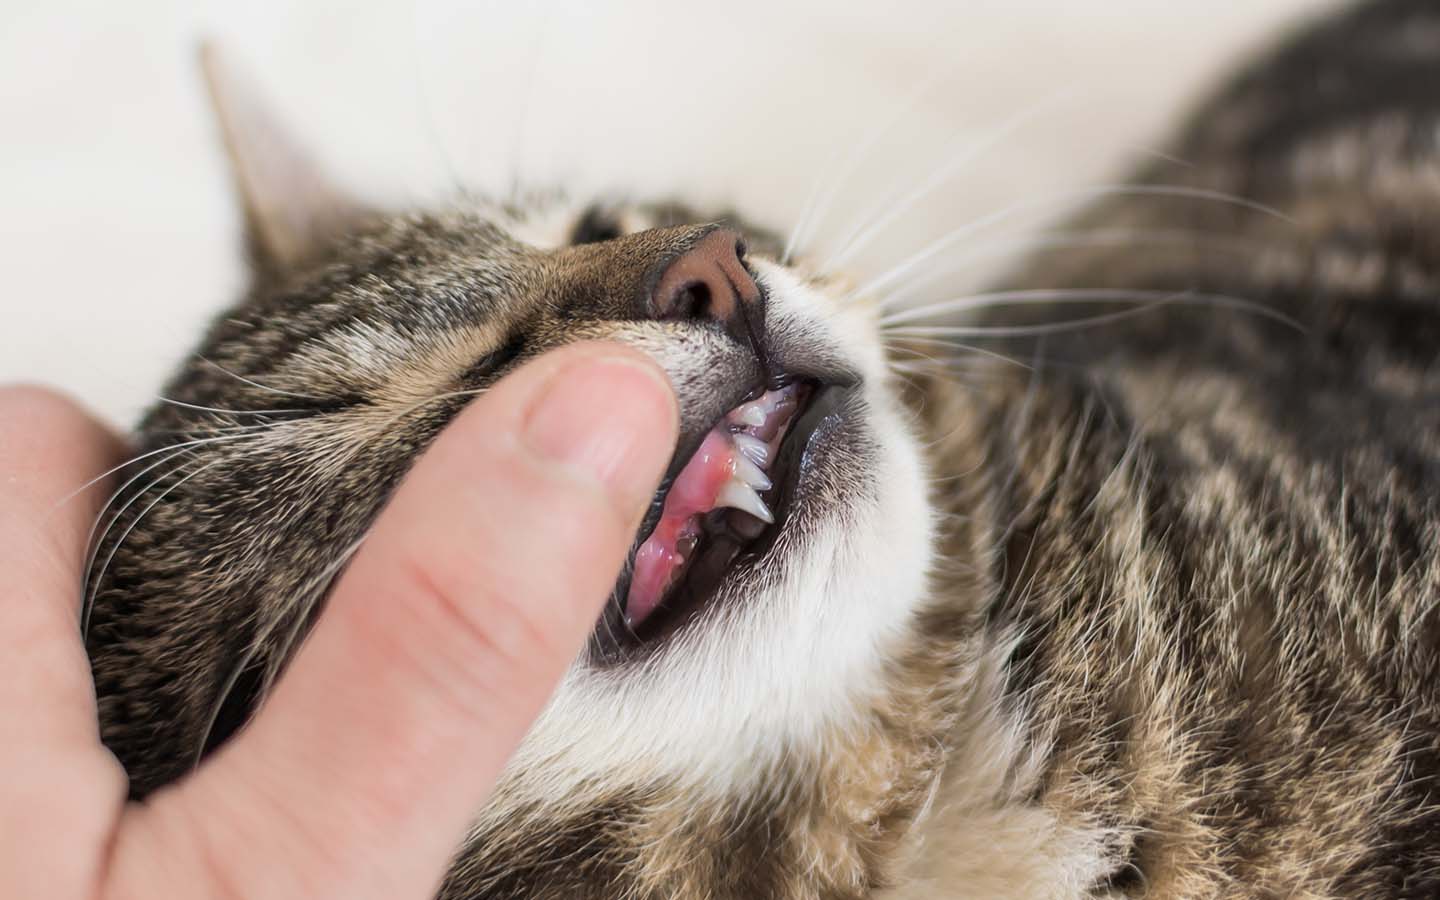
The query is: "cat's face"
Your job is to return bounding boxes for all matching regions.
[88,55,948,895]
[95,195,943,885]
[138,196,932,792]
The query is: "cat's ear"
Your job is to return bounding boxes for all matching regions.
[199,44,370,277]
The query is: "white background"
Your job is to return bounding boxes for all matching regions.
[1,0,1335,425]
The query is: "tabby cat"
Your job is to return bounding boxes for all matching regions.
[85,1,1440,896]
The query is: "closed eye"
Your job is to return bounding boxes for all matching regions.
[570,207,624,245]
[459,334,528,387]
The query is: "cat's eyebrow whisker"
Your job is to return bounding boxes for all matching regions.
[879,288,1300,330]
[300,385,491,481]
[847,184,1296,305]
[823,89,1082,271]
[156,397,312,417]
[196,355,331,402]
[783,53,972,265]
[878,227,1266,310]
[146,421,290,437]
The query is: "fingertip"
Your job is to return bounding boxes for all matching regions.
[521,346,678,519]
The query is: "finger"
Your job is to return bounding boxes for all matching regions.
[0,386,130,898]
[113,343,677,900]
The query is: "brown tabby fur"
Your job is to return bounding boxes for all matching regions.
[86,1,1440,896]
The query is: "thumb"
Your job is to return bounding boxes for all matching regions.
[108,342,677,900]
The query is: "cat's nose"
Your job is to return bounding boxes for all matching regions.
[651,229,761,339]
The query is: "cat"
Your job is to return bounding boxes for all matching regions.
[85,0,1440,896]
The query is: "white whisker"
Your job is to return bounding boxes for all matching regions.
[880,227,1262,309]
[56,431,270,511]
[157,397,310,417]
[410,0,468,194]
[824,90,1081,270]
[194,531,369,768]
[784,56,970,264]
[883,296,1209,339]
[197,355,331,402]
[79,444,202,631]
[852,184,1296,304]
[83,458,222,639]
[885,334,1035,370]
[880,288,1299,329]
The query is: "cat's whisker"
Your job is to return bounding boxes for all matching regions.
[57,430,270,512]
[783,54,971,264]
[409,0,469,196]
[195,637,266,771]
[80,430,280,635]
[849,184,1296,306]
[884,295,1213,339]
[147,421,290,437]
[156,397,312,417]
[83,458,223,640]
[504,0,558,199]
[878,227,1265,310]
[824,89,1081,271]
[299,385,489,484]
[195,531,371,768]
[196,355,332,402]
[884,335,1035,372]
[79,443,207,628]
[884,346,1012,379]
[879,288,1300,330]
[884,362,992,403]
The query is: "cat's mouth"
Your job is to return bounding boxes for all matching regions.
[601,377,844,649]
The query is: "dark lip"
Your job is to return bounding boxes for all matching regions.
[590,379,855,665]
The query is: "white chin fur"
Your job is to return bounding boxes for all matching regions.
[483,257,934,814]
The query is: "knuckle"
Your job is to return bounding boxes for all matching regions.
[389,545,565,702]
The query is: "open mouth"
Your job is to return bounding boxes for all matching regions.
[614,379,835,644]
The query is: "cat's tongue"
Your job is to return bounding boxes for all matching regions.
[625,386,802,628]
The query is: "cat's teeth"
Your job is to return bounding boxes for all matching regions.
[732,453,773,491]
[732,433,770,467]
[716,479,774,524]
[732,404,767,427]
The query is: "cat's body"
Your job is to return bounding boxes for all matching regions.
[86,1,1440,897]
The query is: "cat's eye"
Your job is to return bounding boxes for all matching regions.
[570,207,624,245]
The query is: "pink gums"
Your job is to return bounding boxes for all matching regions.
[626,430,737,627]
[624,385,805,630]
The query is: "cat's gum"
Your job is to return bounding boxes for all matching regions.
[624,387,801,628]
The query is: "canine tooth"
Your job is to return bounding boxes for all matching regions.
[733,404,767,427]
[716,480,774,523]
[732,433,770,466]
[732,453,773,491]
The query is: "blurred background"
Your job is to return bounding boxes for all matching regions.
[2,0,1337,425]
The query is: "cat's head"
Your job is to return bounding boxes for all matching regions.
[89,51,960,896]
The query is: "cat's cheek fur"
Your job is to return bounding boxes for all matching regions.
[473,262,937,808]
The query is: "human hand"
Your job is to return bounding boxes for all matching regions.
[0,342,676,900]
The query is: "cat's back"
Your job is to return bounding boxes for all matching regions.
[905,1,1440,895]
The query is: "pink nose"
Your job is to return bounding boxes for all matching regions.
[650,229,760,333]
